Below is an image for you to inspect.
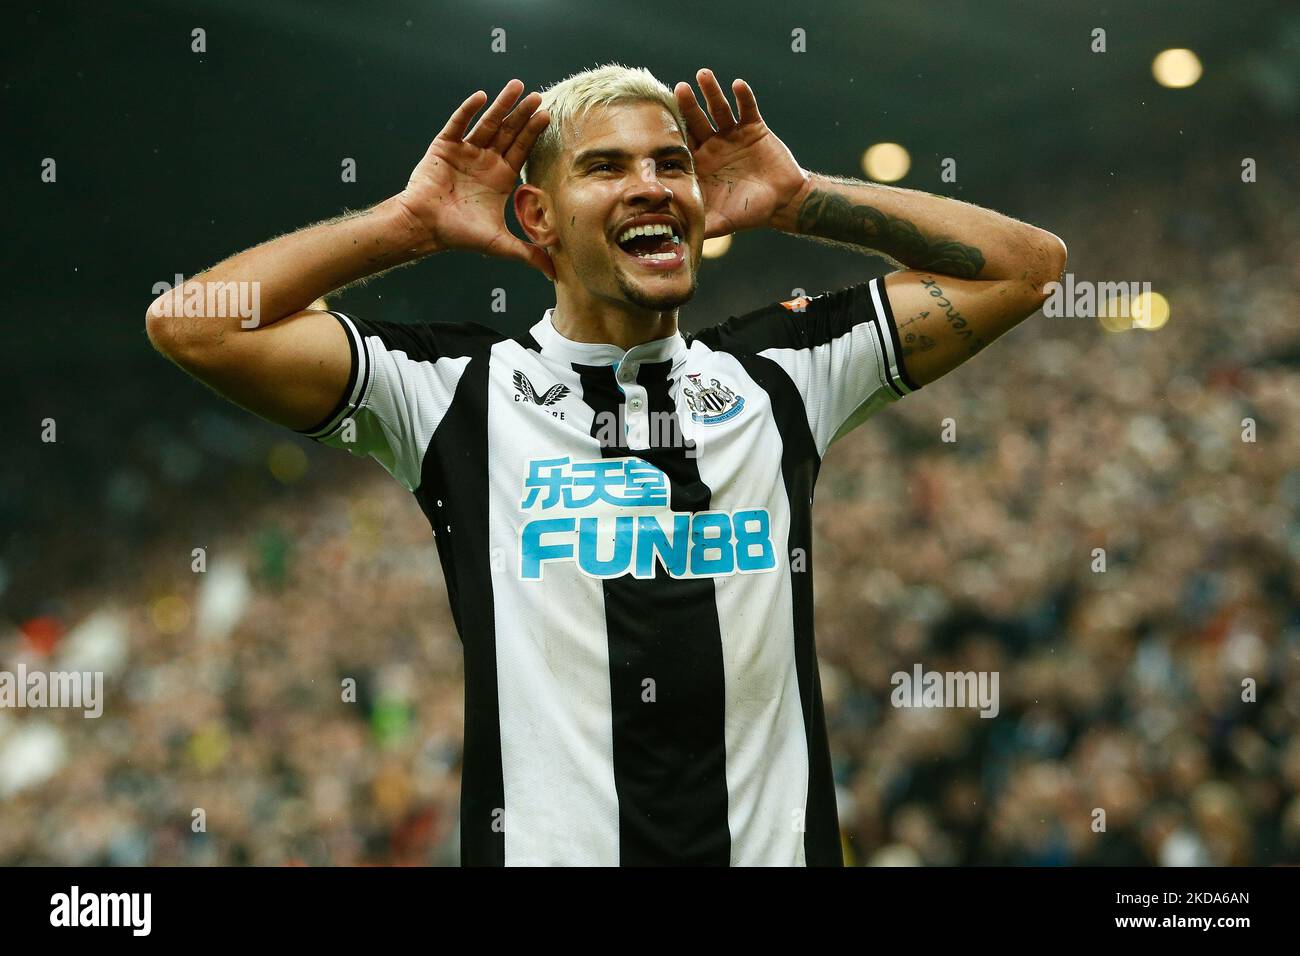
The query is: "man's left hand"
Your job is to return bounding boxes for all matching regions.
[675,69,811,238]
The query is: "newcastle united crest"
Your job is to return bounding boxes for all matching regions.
[682,373,745,425]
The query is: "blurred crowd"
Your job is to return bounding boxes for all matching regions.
[1,141,1297,866]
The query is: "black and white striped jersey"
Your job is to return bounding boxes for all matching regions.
[297,275,921,866]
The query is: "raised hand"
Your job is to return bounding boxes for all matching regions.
[398,79,555,280]
[673,69,810,239]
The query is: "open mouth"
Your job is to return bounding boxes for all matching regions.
[613,223,685,270]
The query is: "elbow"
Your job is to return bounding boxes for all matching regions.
[145,288,204,365]
[144,303,168,352]
[1023,229,1068,306]
[1044,231,1068,284]
[145,295,179,357]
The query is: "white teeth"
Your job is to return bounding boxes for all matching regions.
[617,223,679,244]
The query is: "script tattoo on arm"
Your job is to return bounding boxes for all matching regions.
[918,274,989,357]
[794,189,986,279]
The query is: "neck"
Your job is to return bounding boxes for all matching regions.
[550,284,678,351]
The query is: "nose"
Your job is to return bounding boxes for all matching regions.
[623,159,673,205]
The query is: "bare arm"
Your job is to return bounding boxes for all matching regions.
[144,201,435,430]
[770,173,1067,387]
[145,79,553,430]
[669,70,1065,390]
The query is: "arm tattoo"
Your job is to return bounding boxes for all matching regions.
[898,312,936,356]
[919,274,989,357]
[794,188,986,279]
[899,320,937,358]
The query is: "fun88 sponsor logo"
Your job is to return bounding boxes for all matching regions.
[518,456,776,581]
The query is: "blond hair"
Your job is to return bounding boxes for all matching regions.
[521,62,689,189]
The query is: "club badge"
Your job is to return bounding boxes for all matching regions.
[682,373,745,425]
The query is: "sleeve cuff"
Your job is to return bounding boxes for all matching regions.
[296,311,371,439]
[868,276,922,396]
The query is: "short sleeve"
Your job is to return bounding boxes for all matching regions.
[295,311,474,492]
[691,275,921,456]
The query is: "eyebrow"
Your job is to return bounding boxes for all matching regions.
[571,144,693,169]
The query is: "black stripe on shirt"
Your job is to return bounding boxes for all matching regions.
[577,360,732,866]
[688,278,920,401]
[732,352,844,866]
[413,326,506,866]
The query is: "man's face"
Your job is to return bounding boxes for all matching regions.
[545,101,704,313]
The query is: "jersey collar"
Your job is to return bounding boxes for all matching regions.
[532,308,688,367]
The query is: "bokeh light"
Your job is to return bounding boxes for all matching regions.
[1132,290,1171,330]
[861,142,911,182]
[150,594,191,635]
[1152,48,1203,88]
[268,442,309,484]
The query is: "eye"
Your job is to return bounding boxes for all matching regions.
[590,162,616,173]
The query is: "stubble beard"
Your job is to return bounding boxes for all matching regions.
[613,256,699,313]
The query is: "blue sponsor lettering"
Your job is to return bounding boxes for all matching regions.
[521,509,776,581]
[517,456,776,581]
[519,517,575,579]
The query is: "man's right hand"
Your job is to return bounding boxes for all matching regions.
[398,79,555,281]
[146,79,554,434]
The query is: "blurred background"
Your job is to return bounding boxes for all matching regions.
[2,0,1298,865]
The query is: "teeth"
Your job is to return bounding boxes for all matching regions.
[617,223,679,245]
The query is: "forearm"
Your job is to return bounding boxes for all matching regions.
[771,172,1063,285]
[146,195,437,340]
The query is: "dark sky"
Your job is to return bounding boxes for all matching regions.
[6,0,1293,334]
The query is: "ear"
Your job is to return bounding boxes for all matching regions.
[514,183,556,247]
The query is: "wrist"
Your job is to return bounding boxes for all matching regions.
[381,194,443,259]
[768,169,816,234]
